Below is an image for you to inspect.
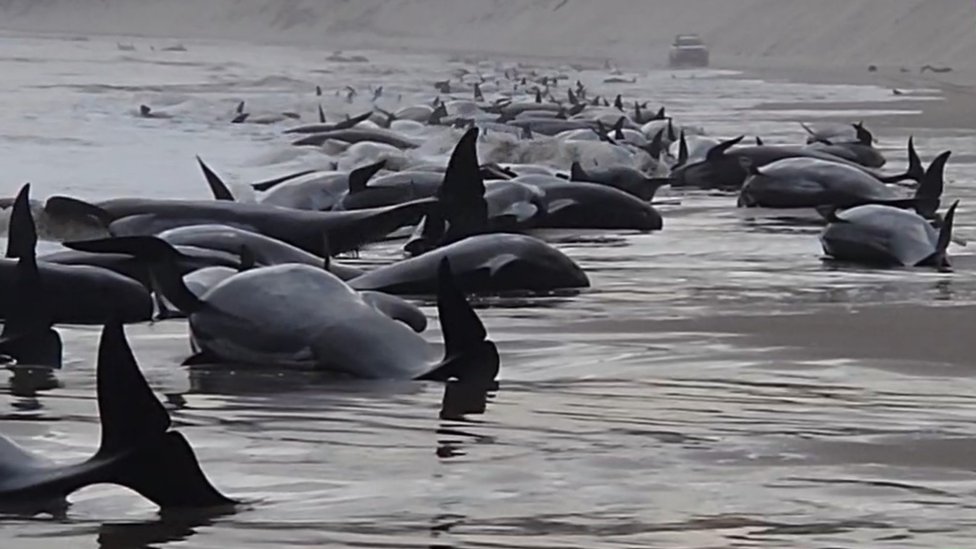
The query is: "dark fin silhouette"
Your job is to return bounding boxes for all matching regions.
[645,129,664,161]
[473,83,484,102]
[705,136,745,161]
[534,89,542,103]
[416,258,498,384]
[347,160,387,194]
[928,200,959,269]
[755,136,764,146]
[676,130,689,167]
[853,122,874,146]
[880,136,925,185]
[317,105,326,124]
[666,119,676,142]
[315,85,322,96]
[613,117,626,140]
[570,161,589,182]
[250,169,317,192]
[238,245,255,271]
[567,88,578,105]
[613,94,623,111]
[231,113,248,124]
[568,103,586,117]
[800,122,817,137]
[0,183,60,367]
[140,105,151,117]
[196,157,235,201]
[438,128,488,243]
[43,196,114,228]
[428,103,448,125]
[96,321,235,509]
[404,212,446,257]
[654,107,666,120]
[235,101,245,114]
[634,101,642,123]
[63,237,204,314]
[0,254,62,369]
[912,150,951,216]
[96,320,171,455]
[6,183,36,259]
[602,97,610,107]
[333,110,374,131]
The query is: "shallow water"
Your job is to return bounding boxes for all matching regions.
[2,32,976,549]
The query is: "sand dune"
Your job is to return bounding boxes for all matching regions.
[0,0,971,71]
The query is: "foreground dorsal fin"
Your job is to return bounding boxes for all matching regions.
[416,258,498,383]
[96,319,171,456]
[438,128,487,244]
[1,182,55,365]
[614,94,623,111]
[196,157,235,201]
[96,320,235,508]
[6,183,37,259]
[317,105,326,123]
[348,160,387,194]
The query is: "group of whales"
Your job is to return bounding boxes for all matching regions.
[0,65,963,513]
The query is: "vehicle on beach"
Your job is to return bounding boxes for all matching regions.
[668,34,709,68]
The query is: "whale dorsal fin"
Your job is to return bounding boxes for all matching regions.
[6,183,36,259]
[438,128,487,244]
[96,320,235,508]
[196,157,235,201]
[570,161,589,182]
[348,160,387,194]
[416,258,498,384]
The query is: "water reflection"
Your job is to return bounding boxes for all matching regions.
[6,367,60,412]
[97,507,235,549]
